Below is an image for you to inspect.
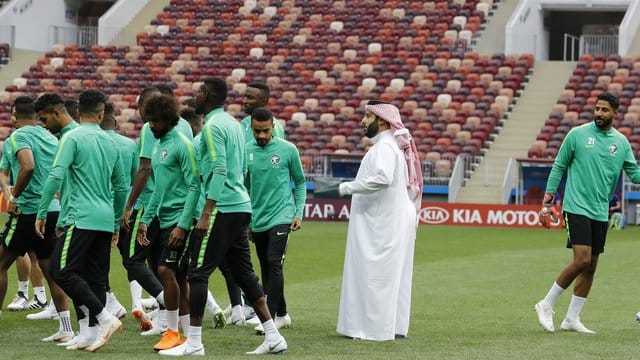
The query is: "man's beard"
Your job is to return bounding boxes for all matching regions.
[365,121,379,138]
[594,116,612,130]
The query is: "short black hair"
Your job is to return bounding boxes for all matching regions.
[78,89,107,114]
[34,93,65,113]
[143,94,179,127]
[64,99,79,120]
[180,107,199,123]
[596,92,619,110]
[181,97,196,109]
[251,107,273,122]
[104,102,115,117]
[367,100,392,106]
[247,81,270,98]
[138,86,161,107]
[155,83,174,96]
[203,77,228,104]
[13,95,35,118]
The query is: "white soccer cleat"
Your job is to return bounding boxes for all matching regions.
[229,314,246,325]
[158,342,205,356]
[560,317,595,334]
[140,297,158,310]
[275,314,291,329]
[246,316,261,326]
[222,305,232,318]
[246,335,287,355]
[27,303,59,320]
[534,301,555,332]
[109,304,127,319]
[42,330,75,342]
[66,337,93,350]
[7,292,29,311]
[85,318,122,352]
[141,309,167,336]
[26,298,48,310]
[243,305,256,320]
[132,308,153,331]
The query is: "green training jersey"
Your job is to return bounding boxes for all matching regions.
[56,121,79,227]
[199,108,251,213]
[37,123,128,232]
[240,115,286,142]
[546,122,640,221]
[1,125,60,214]
[105,130,138,186]
[136,117,193,210]
[246,137,306,232]
[141,128,200,230]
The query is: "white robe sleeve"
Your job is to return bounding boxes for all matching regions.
[339,143,396,196]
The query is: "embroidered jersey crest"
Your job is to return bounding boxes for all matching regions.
[160,149,168,160]
[609,144,617,156]
[270,154,281,167]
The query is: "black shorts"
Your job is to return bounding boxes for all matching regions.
[1,212,58,259]
[158,224,190,272]
[564,212,608,255]
[117,208,161,263]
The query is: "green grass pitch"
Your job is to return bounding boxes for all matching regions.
[2,220,640,359]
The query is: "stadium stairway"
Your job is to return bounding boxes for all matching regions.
[455,60,576,203]
[112,0,170,47]
[0,49,42,91]
[473,0,518,54]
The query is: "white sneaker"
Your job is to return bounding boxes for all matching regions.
[246,335,288,355]
[42,330,74,342]
[132,308,153,331]
[243,304,256,320]
[27,303,59,320]
[66,337,93,350]
[534,301,554,332]
[140,297,158,310]
[85,318,122,352]
[246,316,260,326]
[222,305,232,318]
[109,304,127,319]
[26,298,48,310]
[57,335,78,347]
[7,292,29,311]
[141,309,167,335]
[254,323,264,334]
[275,314,291,329]
[158,342,205,356]
[229,314,246,325]
[560,317,595,334]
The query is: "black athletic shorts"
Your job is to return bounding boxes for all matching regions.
[0,212,58,259]
[158,224,190,272]
[564,212,608,255]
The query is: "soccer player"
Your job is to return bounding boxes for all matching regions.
[180,107,203,138]
[159,77,286,356]
[101,102,139,318]
[64,99,79,121]
[536,92,640,333]
[2,103,49,313]
[122,86,192,335]
[0,96,74,342]
[36,89,128,352]
[240,81,285,141]
[245,107,306,334]
[136,94,200,351]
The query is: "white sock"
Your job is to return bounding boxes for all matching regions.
[206,290,220,311]
[58,310,73,332]
[87,325,97,342]
[105,291,114,308]
[565,295,587,321]
[156,291,166,308]
[232,305,243,319]
[33,286,46,303]
[78,318,89,340]
[179,314,190,335]
[18,281,29,296]
[157,309,167,326]
[107,291,121,307]
[130,281,143,310]
[541,282,565,308]
[167,309,179,332]
[187,325,202,348]
[262,319,280,342]
[96,308,116,325]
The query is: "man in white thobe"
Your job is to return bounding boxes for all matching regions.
[337,100,423,341]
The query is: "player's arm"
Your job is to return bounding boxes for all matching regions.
[193,125,220,238]
[622,142,640,184]
[125,157,151,211]
[111,152,128,232]
[12,148,35,199]
[130,146,140,187]
[339,143,395,196]
[177,141,200,231]
[0,168,11,200]
[289,146,307,230]
[36,137,74,237]
[545,131,575,196]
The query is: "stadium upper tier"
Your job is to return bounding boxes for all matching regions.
[529,53,640,160]
[0,0,522,179]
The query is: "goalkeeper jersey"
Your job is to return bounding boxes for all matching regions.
[545,122,640,222]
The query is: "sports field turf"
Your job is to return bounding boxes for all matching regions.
[2,221,640,359]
